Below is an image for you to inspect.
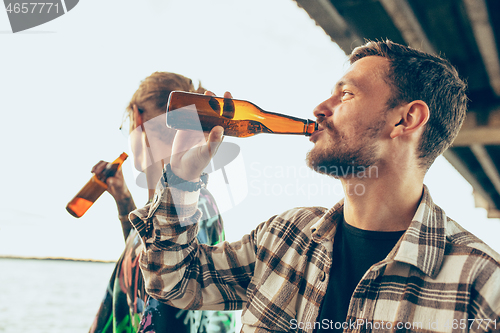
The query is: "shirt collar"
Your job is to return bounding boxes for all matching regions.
[392,185,446,278]
[310,199,344,246]
[310,185,446,278]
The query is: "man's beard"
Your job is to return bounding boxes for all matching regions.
[306,117,385,179]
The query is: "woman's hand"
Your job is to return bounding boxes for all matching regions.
[91,160,132,202]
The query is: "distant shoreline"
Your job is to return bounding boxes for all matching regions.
[0,255,116,263]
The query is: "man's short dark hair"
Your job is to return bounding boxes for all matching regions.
[349,40,468,170]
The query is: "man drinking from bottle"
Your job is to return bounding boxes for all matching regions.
[128,41,500,332]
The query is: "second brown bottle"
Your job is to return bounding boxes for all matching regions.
[66,153,128,218]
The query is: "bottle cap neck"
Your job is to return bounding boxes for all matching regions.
[304,119,318,136]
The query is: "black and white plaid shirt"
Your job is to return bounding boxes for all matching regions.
[130,183,500,332]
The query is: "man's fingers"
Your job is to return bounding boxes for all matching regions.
[204,91,233,99]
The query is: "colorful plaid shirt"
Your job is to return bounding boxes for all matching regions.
[130,182,500,332]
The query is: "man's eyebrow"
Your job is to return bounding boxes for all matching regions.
[331,79,355,94]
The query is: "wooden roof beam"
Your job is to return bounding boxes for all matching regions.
[470,144,500,199]
[293,0,363,54]
[452,106,500,146]
[463,0,500,96]
[379,0,436,54]
[443,149,500,217]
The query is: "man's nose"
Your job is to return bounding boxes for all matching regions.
[313,99,335,118]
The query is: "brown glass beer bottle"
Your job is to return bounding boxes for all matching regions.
[66,153,128,218]
[166,91,317,138]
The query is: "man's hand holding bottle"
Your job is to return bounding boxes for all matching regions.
[169,91,228,183]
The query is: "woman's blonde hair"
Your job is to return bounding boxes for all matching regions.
[125,71,205,125]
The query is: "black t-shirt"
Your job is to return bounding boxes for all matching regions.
[315,219,405,332]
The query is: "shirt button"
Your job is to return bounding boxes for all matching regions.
[319,271,326,282]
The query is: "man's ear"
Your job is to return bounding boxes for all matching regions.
[390,100,429,139]
[132,104,144,128]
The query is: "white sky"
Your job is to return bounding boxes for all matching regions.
[1,0,499,261]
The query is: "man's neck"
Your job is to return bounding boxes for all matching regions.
[341,172,424,232]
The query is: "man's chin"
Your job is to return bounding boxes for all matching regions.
[307,157,379,180]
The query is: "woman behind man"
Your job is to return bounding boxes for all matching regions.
[89,72,234,333]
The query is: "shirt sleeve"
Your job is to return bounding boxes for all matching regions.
[129,180,257,311]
